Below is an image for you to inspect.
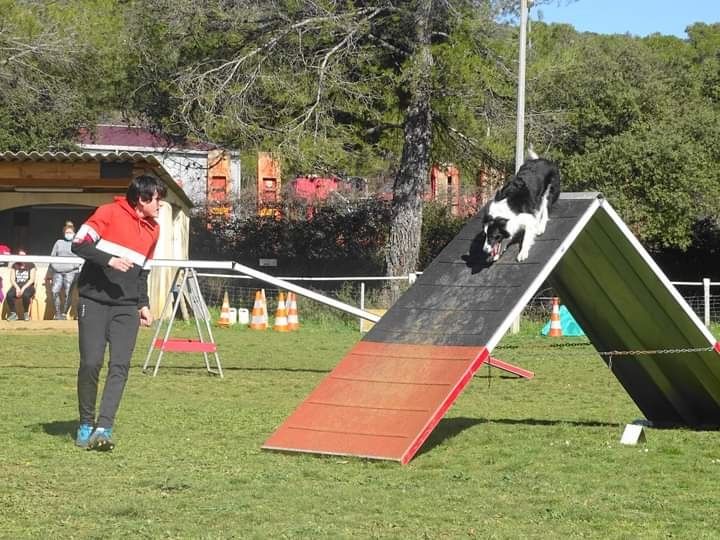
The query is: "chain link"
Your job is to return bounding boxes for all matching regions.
[596,347,713,357]
[495,342,714,356]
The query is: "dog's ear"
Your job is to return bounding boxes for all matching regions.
[505,176,529,197]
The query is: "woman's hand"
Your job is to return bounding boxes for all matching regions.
[139,306,153,327]
[108,256,133,272]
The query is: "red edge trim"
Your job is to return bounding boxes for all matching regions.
[400,347,490,465]
[714,342,720,354]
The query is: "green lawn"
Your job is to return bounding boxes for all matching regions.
[1,321,719,539]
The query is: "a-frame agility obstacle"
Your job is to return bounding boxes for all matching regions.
[263,193,720,464]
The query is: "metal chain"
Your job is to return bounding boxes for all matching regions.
[496,342,593,350]
[596,347,713,357]
[495,342,714,356]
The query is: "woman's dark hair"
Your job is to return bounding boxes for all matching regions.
[126,175,167,206]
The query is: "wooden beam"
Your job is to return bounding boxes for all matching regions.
[0,162,131,189]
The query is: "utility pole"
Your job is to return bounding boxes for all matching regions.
[511,0,530,335]
[514,0,529,173]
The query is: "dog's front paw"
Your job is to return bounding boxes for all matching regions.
[517,250,529,262]
[536,218,548,235]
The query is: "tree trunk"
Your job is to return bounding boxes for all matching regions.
[385,0,434,303]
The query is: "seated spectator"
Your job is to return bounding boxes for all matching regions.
[0,243,9,266]
[50,221,81,319]
[6,249,36,321]
[0,244,9,303]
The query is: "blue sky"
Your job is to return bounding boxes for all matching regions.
[532,0,719,38]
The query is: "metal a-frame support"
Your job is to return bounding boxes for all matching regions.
[143,267,223,378]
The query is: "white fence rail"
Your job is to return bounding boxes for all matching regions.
[671,278,719,328]
[2,255,718,328]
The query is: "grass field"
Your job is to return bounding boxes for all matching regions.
[2,320,720,539]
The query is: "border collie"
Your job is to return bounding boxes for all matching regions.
[482,151,561,262]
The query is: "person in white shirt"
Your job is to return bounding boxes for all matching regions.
[49,221,81,320]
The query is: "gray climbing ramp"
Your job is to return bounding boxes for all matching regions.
[366,193,598,347]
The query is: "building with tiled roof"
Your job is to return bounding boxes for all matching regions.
[77,124,241,207]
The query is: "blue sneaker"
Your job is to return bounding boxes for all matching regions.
[87,427,114,451]
[75,424,94,448]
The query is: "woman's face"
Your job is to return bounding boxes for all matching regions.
[64,229,75,240]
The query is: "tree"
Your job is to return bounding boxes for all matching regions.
[0,0,126,150]
[525,22,720,250]
[384,0,433,297]
[122,1,527,288]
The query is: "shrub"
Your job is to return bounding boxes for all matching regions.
[190,197,469,276]
[418,202,468,269]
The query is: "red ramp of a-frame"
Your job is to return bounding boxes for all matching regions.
[263,342,488,464]
[263,195,598,463]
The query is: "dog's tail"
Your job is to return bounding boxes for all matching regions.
[526,145,539,160]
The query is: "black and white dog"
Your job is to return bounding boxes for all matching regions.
[482,151,561,262]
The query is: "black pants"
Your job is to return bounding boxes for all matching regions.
[6,285,35,313]
[77,297,139,429]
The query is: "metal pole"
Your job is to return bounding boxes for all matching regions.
[513,8,528,342]
[703,277,711,327]
[229,261,381,322]
[514,0,529,173]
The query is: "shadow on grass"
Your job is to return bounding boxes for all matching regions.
[474,373,527,379]
[0,365,331,374]
[0,365,77,369]
[487,417,620,428]
[416,416,621,457]
[150,366,331,374]
[416,417,486,457]
[39,420,77,437]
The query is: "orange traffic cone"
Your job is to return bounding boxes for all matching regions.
[287,292,300,331]
[250,290,268,330]
[548,297,563,337]
[218,291,231,327]
[273,292,290,332]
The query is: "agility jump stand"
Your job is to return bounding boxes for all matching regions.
[143,267,223,378]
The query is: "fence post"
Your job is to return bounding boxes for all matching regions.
[359,281,366,332]
[703,277,711,328]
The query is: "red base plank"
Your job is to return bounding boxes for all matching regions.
[154,339,217,353]
[263,341,488,464]
[487,357,534,379]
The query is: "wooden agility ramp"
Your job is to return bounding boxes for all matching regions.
[263,193,720,464]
